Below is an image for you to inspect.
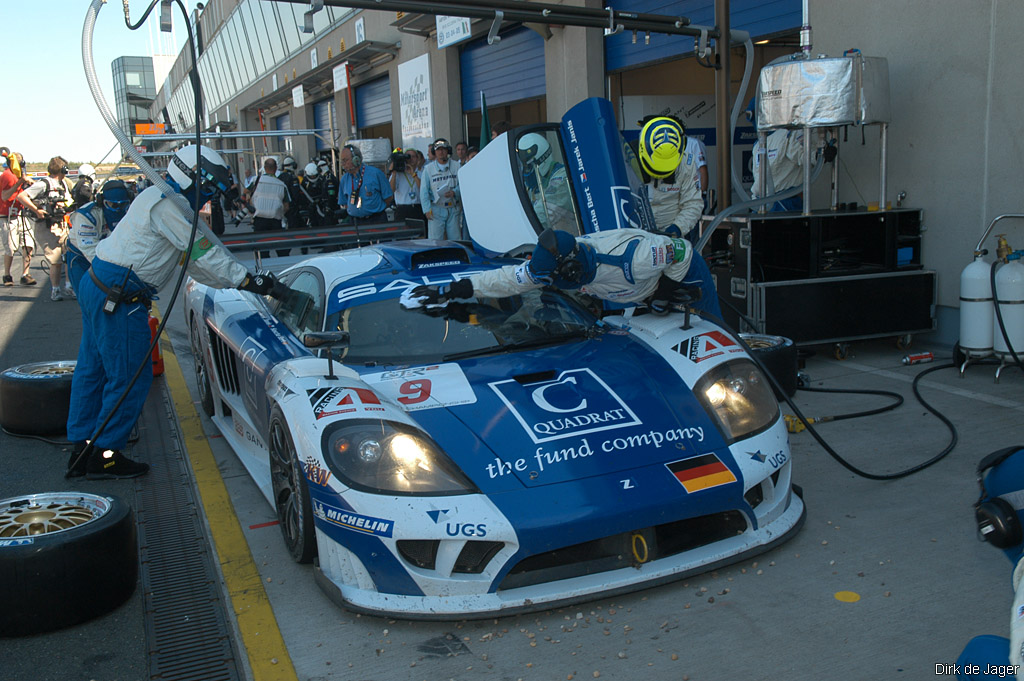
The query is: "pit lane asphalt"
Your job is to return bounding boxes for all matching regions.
[2,249,1021,681]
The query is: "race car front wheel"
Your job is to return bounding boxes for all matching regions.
[269,407,316,564]
[189,318,215,417]
[0,361,76,435]
[0,492,137,637]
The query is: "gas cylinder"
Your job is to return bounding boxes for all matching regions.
[993,258,1024,359]
[960,253,994,355]
[148,313,165,376]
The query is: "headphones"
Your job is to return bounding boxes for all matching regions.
[537,229,585,284]
[975,445,1024,549]
[343,144,362,166]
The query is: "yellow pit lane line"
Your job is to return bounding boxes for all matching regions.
[159,311,298,681]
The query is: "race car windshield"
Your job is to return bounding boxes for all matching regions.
[325,289,597,365]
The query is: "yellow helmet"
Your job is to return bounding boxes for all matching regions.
[638,116,684,179]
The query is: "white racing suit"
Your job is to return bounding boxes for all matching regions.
[467,228,692,305]
[66,203,107,292]
[647,153,703,237]
[68,186,248,451]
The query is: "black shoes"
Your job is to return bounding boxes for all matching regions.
[65,441,90,478]
[85,448,150,480]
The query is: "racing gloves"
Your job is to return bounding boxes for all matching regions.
[400,278,474,309]
[239,271,287,298]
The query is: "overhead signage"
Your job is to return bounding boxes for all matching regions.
[397,54,433,149]
[292,85,305,108]
[333,61,349,91]
[134,123,165,136]
[436,15,472,49]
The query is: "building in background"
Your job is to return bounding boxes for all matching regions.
[112,56,158,149]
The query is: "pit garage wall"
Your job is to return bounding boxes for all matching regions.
[810,0,1024,346]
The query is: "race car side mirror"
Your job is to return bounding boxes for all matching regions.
[303,331,351,380]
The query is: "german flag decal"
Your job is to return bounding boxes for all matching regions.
[666,454,738,493]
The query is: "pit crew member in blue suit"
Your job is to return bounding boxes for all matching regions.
[65,179,131,294]
[66,145,281,480]
[403,227,718,317]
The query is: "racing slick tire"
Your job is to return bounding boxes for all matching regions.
[0,492,137,637]
[190,318,215,417]
[739,334,797,399]
[269,407,316,564]
[0,361,76,435]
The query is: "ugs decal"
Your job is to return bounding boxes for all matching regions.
[672,330,745,363]
[426,509,486,537]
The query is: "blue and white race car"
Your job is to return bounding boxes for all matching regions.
[184,99,805,617]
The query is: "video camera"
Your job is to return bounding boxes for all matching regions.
[390,149,410,173]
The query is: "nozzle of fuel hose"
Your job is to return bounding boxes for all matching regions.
[784,413,835,433]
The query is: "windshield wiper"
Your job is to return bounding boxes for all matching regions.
[442,329,590,361]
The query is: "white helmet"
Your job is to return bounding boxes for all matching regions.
[77,163,96,180]
[316,159,330,172]
[517,133,554,177]
[304,162,318,177]
[282,155,297,171]
[168,145,231,195]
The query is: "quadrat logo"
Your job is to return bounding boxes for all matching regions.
[489,368,641,444]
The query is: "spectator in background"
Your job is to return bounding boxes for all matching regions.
[420,138,461,240]
[388,147,424,225]
[338,144,393,224]
[491,120,513,140]
[250,157,291,257]
[1,152,35,286]
[455,141,469,165]
[18,156,73,300]
[466,146,480,162]
[71,164,96,208]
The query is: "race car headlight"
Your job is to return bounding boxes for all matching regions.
[323,419,477,495]
[694,359,779,444]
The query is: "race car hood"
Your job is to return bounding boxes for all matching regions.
[361,332,732,493]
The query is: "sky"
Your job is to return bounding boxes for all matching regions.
[0,1,188,165]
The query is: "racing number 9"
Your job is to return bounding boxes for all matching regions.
[398,379,433,405]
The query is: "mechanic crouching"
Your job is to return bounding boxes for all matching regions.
[66,145,284,480]
[402,227,717,318]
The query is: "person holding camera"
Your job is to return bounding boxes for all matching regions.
[17,156,73,300]
[388,147,423,225]
[1,151,36,286]
[338,144,393,224]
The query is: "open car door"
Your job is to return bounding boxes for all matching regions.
[462,97,656,256]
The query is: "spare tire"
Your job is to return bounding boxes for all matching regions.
[0,492,137,637]
[740,334,797,399]
[0,361,76,435]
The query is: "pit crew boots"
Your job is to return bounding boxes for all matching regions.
[65,441,90,479]
[85,448,150,480]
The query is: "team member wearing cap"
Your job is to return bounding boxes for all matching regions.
[338,144,393,224]
[402,227,714,318]
[66,145,284,480]
[420,137,462,240]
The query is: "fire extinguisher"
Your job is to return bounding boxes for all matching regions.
[148,313,165,376]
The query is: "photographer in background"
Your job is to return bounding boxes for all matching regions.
[388,147,424,225]
[2,151,36,286]
[17,156,73,300]
[338,144,393,224]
